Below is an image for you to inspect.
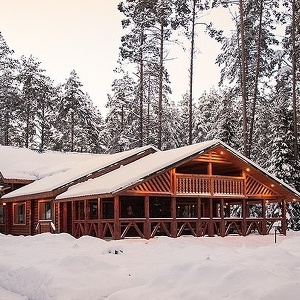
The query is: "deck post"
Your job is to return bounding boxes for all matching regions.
[220,198,225,237]
[208,198,214,237]
[196,198,202,236]
[56,202,60,233]
[281,199,286,235]
[71,201,75,237]
[262,199,267,235]
[171,196,177,238]
[97,198,102,238]
[114,196,120,239]
[242,199,247,236]
[144,196,150,239]
[84,199,88,235]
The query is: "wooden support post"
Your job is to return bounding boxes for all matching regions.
[114,196,120,240]
[281,199,286,235]
[171,169,176,194]
[208,198,214,237]
[98,198,102,238]
[56,202,60,233]
[84,199,88,235]
[171,197,177,238]
[262,199,267,235]
[71,201,75,237]
[208,163,213,197]
[196,198,202,237]
[242,199,247,236]
[220,199,225,237]
[144,196,150,239]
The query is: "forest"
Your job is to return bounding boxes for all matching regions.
[0,1,299,195]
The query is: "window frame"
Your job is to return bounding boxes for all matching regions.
[38,201,52,220]
[13,202,26,225]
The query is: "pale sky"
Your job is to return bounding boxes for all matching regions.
[0,0,232,114]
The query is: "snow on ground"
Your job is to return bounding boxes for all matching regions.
[0,232,300,300]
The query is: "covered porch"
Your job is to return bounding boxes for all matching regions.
[56,194,286,239]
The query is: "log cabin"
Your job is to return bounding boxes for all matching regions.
[1,140,300,239]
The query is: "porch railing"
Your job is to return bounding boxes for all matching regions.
[72,217,284,239]
[176,174,244,196]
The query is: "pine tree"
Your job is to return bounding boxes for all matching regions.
[58,70,104,153]
[0,32,20,146]
[215,0,281,158]
[17,55,53,149]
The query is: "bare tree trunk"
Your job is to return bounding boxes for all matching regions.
[25,101,30,148]
[188,0,196,145]
[139,28,144,147]
[291,0,298,160]
[70,110,74,152]
[239,0,248,157]
[146,75,151,144]
[248,0,263,158]
[158,19,164,150]
[40,98,45,151]
[4,110,9,146]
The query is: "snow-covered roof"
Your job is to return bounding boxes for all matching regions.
[56,139,300,200]
[0,146,103,181]
[56,140,221,200]
[2,140,300,202]
[1,145,158,199]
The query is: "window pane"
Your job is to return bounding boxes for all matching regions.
[89,201,98,219]
[39,202,52,220]
[14,203,25,224]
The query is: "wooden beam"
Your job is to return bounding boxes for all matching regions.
[281,199,286,235]
[114,196,120,239]
[171,197,177,238]
[220,198,225,237]
[144,196,150,239]
[262,199,267,235]
[208,198,214,237]
[242,199,247,236]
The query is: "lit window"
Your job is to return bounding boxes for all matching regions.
[39,202,52,220]
[13,203,26,224]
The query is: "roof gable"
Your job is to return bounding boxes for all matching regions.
[56,140,300,201]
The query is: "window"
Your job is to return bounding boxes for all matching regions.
[102,199,114,219]
[39,201,52,220]
[75,201,85,220]
[13,203,26,224]
[0,205,5,224]
[149,197,171,218]
[89,200,98,219]
[120,196,144,218]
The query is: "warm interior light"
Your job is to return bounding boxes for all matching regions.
[246,168,250,172]
[271,184,275,187]
[2,202,6,206]
[220,151,224,155]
